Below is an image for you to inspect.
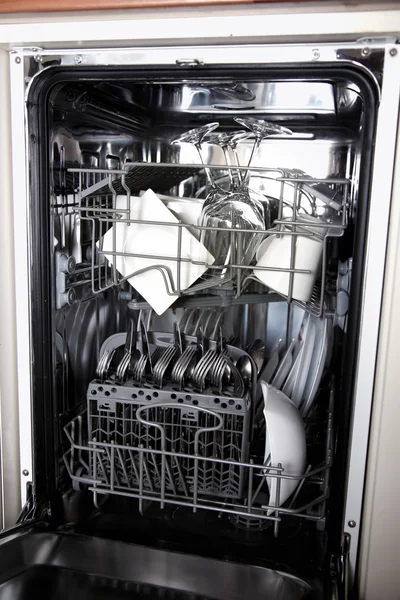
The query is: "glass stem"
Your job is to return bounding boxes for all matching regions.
[232,147,243,186]
[222,146,235,190]
[195,143,215,189]
[244,136,262,185]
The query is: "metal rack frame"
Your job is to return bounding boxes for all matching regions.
[66,163,349,318]
[63,407,332,535]
[63,377,333,536]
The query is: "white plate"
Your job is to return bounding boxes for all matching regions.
[282,339,303,398]
[300,317,332,417]
[271,339,296,390]
[291,317,316,408]
[261,382,307,514]
[100,190,214,315]
[255,339,281,410]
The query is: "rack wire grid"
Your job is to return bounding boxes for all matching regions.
[63,380,333,534]
[66,162,349,317]
[87,381,250,499]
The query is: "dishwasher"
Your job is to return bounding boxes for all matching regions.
[1,40,399,599]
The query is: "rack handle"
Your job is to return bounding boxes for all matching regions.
[136,402,224,452]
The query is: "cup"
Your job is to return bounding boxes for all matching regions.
[253,216,327,302]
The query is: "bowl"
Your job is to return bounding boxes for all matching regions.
[261,381,307,513]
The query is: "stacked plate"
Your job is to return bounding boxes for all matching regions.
[261,312,332,418]
[259,311,332,511]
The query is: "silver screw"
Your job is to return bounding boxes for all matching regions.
[74,54,83,65]
[312,49,320,60]
[361,47,370,57]
[22,469,29,476]
[34,55,42,63]
[348,520,356,528]
[15,56,21,64]
[390,48,398,57]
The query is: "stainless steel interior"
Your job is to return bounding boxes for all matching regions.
[0,529,313,600]
[43,73,367,593]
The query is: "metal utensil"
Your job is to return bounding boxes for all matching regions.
[236,354,252,388]
[247,339,265,374]
[116,317,136,383]
[220,355,245,397]
[171,345,196,390]
[153,344,176,388]
[191,349,217,390]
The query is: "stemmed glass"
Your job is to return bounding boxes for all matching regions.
[198,120,292,288]
[234,117,293,186]
[171,120,293,292]
[205,130,252,193]
[171,122,220,190]
[198,127,270,288]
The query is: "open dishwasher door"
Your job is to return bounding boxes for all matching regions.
[3,40,400,599]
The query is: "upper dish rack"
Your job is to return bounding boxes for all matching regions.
[67,163,349,317]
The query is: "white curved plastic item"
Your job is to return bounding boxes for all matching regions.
[261,382,307,513]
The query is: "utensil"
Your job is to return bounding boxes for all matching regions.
[116,317,137,382]
[236,354,252,388]
[261,381,306,514]
[221,354,245,397]
[131,353,147,383]
[191,349,217,390]
[171,345,197,390]
[209,349,229,387]
[153,344,176,388]
[139,316,153,375]
[248,338,265,374]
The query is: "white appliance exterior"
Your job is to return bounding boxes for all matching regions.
[0,4,399,597]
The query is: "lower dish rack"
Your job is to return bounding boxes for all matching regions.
[63,379,333,533]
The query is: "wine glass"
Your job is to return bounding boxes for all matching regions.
[198,128,267,287]
[234,117,293,185]
[206,130,252,192]
[171,122,220,189]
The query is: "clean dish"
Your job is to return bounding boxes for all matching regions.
[271,339,296,390]
[300,317,332,417]
[140,191,203,238]
[255,339,281,424]
[253,223,324,303]
[100,190,214,315]
[282,341,303,398]
[261,382,307,513]
[291,317,316,408]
